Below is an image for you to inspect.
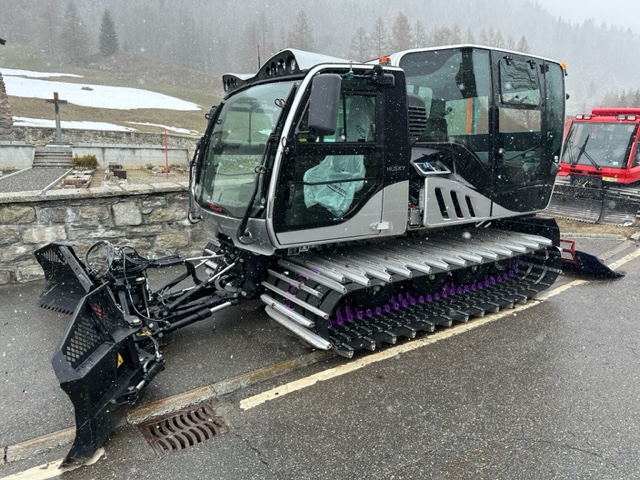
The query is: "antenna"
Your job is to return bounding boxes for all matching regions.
[257,45,261,69]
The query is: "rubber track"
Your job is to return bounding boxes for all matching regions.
[262,228,560,356]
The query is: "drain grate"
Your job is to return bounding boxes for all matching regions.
[138,403,227,456]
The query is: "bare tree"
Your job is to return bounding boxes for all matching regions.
[287,10,314,51]
[370,15,388,57]
[349,26,370,61]
[390,11,413,52]
[414,20,427,48]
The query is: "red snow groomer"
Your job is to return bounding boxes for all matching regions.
[547,107,640,224]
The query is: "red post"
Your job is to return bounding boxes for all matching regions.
[164,130,169,178]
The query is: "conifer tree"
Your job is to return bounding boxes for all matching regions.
[516,35,530,53]
[464,27,476,44]
[60,0,90,66]
[414,20,427,48]
[618,90,628,107]
[99,9,119,57]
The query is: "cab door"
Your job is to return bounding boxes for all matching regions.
[272,73,387,246]
[491,53,564,212]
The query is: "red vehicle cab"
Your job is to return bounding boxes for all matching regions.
[559,107,640,185]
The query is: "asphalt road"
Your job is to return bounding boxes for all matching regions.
[1,234,639,479]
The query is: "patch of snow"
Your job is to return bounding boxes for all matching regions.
[3,75,200,111]
[126,121,200,135]
[13,116,138,132]
[1,67,83,79]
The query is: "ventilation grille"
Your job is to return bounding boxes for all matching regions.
[435,187,477,220]
[407,93,428,144]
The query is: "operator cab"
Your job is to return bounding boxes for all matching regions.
[192,46,565,254]
[393,46,565,212]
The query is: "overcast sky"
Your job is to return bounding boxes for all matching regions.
[534,0,640,34]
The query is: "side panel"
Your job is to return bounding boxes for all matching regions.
[275,188,382,246]
[422,177,516,227]
[275,181,409,247]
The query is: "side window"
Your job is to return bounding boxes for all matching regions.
[403,49,492,167]
[544,62,565,160]
[495,56,546,195]
[310,94,376,143]
[499,58,541,106]
[499,109,541,134]
[274,85,382,231]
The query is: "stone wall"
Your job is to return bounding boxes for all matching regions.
[15,126,198,156]
[73,144,189,169]
[0,73,13,139]
[0,127,200,169]
[0,182,209,284]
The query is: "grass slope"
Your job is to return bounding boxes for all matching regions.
[0,45,223,135]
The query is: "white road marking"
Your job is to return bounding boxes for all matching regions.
[607,246,640,270]
[240,245,640,411]
[241,299,542,410]
[0,449,104,480]
[536,279,588,300]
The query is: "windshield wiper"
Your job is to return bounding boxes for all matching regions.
[573,134,601,171]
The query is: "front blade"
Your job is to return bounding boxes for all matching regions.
[562,250,625,279]
[35,242,96,314]
[547,184,639,225]
[545,192,603,223]
[598,196,639,226]
[53,284,164,467]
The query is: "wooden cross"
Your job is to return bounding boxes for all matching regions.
[46,92,68,144]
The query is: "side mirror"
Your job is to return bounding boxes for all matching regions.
[205,105,218,120]
[308,73,342,136]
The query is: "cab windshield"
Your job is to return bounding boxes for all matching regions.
[562,122,637,169]
[195,81,296,218]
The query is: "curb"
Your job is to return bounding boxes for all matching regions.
[1,350,334,465]
[562,232,628,240]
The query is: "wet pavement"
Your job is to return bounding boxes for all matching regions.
[1,234,640,479]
